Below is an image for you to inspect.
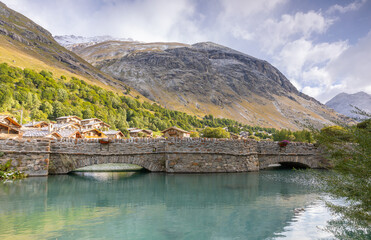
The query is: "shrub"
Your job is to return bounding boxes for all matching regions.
[0,160,27,180]
[202,127,230,138]
[278,140,290,147]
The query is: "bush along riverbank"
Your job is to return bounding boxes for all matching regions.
[0,153,27,180]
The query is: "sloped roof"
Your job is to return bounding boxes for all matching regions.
[81,118,101,122]
[0,115,22,128]
[43,123,81,130]
[56,116,82,120]
[161,126,189,133]
[84,122,111,127]
[23,121,48,127]
[103,130,124,136]
[23,130,61,138]
[57,130,81,138]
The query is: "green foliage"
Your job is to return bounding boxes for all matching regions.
[315,120,371,239]
[320,125,352,142]
[0,160,27,180]
[190,131,200,138]
[273,129,313,143]
[202,127,230,138]
[0,62,314,138]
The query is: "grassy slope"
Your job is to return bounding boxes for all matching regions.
[0,37,149,102]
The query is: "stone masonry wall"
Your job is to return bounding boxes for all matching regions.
[164,138,259,172]
[48,138,259,174]
[0,139,50,176]
[257,141,328,169]
[0,138,327,176]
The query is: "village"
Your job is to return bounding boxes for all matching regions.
[0,115,271,141]
[0,115,200,140]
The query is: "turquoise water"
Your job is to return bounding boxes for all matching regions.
[0,170,335,240]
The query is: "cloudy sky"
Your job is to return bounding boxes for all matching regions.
[2,0,371,103]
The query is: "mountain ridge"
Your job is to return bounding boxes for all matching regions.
[326,92,371,119]
[0,2,146,99]
[57,36,352,129]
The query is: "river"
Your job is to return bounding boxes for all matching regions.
[0,170,336,239]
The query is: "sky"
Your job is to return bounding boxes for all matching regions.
[2,0,371,103]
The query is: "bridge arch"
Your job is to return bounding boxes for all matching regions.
[278,161,310,169]
[48,153,166,174]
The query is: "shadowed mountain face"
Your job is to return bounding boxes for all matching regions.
[326,92,371,120]
[64,40,352,129]
[0,2,132,92]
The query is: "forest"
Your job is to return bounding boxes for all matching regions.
[0,62,314,141]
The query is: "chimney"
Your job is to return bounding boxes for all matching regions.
[48,123,53,133]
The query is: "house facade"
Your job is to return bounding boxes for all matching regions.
[103,130,125,139]
[81,129,106,138]
[128,128,153,138]
[162,126,190,138]
[0,115,21,136]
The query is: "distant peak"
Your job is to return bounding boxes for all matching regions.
[192,42,230,50]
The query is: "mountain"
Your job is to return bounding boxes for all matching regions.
[60,39,352,130]
[326,92,371,119]
[54,35,133,47]
[0,2,144,97]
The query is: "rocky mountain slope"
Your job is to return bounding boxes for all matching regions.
[326,92,371,119]
[0,2,143,96]
[62,39,352,129]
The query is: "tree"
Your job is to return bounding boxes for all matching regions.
[202,127,230,138]
[190,131,200,138]
[40,101,53,116]
[315,118,371,239]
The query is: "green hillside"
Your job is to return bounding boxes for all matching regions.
[0,63,278,137]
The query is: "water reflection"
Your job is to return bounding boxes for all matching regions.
[0,170,333,240]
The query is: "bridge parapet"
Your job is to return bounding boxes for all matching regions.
[0,138,328,175]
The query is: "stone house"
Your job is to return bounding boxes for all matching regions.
[128,128,153,138]
[58,130,83,139]
[0,115,21,135]
[80,118,111,131]
[81,129,106,139]
[103,130,125,139]
[162,126,190,138]
[44,122,81,132]
[23,121,49,129]
[56,116,82,124]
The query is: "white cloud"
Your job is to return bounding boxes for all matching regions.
[274,38,348,83]
[2,0,370,104]
[323,31,371,101]
[259,11,334,53]
[2,0,206,43]
[327,0,367,14]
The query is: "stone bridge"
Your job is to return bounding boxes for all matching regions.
[0,138,328,176]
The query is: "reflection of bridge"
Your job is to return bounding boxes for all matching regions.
[0,138,328,176]
[0,171,322,239]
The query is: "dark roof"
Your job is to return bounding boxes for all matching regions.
[161,126,189,133]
